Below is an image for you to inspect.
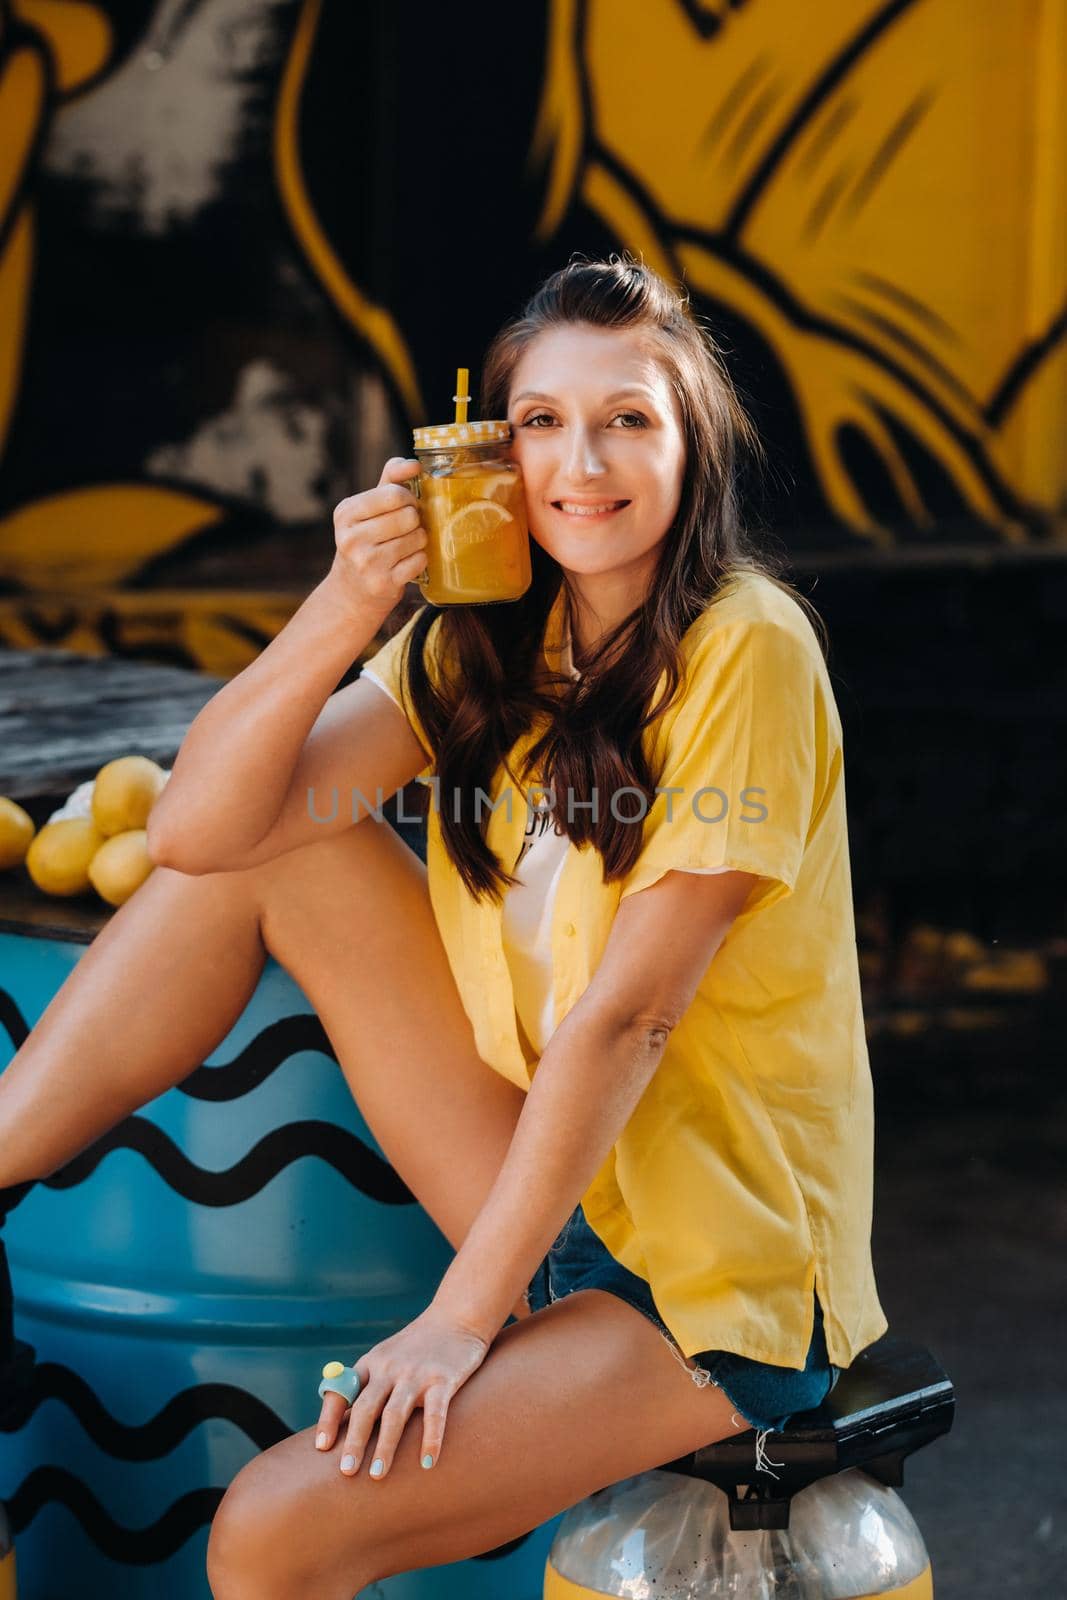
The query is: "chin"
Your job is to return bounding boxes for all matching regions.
[530,535,620,576]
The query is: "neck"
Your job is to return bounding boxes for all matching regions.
[564,570,647,657]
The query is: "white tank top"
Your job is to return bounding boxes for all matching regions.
[501,661,577,1060]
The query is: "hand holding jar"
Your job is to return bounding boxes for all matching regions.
[327,457,430,624]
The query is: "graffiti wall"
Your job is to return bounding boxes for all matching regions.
[0,0,1063,670]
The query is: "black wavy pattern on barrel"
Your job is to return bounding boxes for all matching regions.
[7,1467,222,1558]
[44,1118,416,1206]
[0,993,337,1103]
[0,1364,290,1453]
[0,988,30,1052]
[0,997,391,1208]
[3,997,534,1564]
[180,1014,339,1101]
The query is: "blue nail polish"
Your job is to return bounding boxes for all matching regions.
[421,1453,434,1469]
[340,1454,356,1473]
[369,1458,384,1477]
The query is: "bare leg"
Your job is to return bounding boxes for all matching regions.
[0,820,527,1279]
[250,817,528,1260]
[207,1292,745,1600]
[0,865,268,1188]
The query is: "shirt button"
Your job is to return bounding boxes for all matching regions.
[563,922,576,937]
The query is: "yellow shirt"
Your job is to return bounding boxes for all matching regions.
[361,571,888,1371]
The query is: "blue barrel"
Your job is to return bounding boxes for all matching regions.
[0,928,561,1598]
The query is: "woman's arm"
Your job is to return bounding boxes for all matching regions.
[432,866,757,1341]
[147,462,429,875]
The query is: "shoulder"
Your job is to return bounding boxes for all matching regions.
[681,570,827,683]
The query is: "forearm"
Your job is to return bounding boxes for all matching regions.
[432,1004,667,1342]
[147,574,387,865]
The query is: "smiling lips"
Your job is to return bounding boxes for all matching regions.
[552,499,630,517]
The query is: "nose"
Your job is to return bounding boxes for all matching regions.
[563,424,608,484]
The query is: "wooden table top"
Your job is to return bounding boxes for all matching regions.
[0,648,227,804]
[0,873,107,944]
[0,647,229,943]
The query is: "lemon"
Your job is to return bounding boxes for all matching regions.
[0,797,36,870]
[88,829,155,907]
[92,756,169,837]
[440,499,511,558]
[25,817,106,896]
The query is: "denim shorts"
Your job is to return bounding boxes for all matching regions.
[525,1203,841,1438]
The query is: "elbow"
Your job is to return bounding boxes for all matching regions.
[144,815,173,869]
[146,846,216,877]
[570,990,687,1053]
[627,1013,679,1051]
[144,817,207,876]
[145,792,221,875]
[145,819,265,878]
[588,1005,681,1051]
[145,836,189,873]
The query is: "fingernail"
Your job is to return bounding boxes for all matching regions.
[340,1454,356,1474]
[316,1432,328,1450]
[369,1458,384,1478]
[421,1453,434,1469]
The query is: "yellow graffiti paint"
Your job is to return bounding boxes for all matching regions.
[275,0,425,420]
[0,48,44,216]
[531,0,584,241]
[0,588,305,675]
[0,206,33,465]
[0,486,225,590]
[0,44,42,460]
[15,3,112,94]
[0,5,113,462]
[534,0,1066,541]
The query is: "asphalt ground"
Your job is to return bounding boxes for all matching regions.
[868,1007,1066,1598]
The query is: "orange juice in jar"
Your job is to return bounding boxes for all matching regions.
[412,420,531,605]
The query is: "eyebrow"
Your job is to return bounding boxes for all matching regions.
[511,387,660,406]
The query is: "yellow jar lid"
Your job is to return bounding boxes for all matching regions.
[413,420,511,450]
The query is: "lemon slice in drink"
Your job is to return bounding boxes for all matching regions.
[440,499,511,559]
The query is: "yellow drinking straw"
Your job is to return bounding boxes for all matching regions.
[453,367,469,424]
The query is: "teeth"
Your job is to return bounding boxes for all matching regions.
[557,501,624,515]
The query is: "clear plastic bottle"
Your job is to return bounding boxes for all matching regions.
[543,1467,934,1598]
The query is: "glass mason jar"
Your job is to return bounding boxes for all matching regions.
[411,420,532,606]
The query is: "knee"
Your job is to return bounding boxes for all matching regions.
[207,1460,297,1599]
[206,1450,382,1600]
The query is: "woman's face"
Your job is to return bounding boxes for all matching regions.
[506,323,687,589]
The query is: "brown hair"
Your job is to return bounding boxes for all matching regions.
[399,255,826,902]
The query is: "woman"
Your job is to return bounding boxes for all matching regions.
[0,259,886,1596]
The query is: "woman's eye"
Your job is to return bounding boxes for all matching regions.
[517,410,646,429]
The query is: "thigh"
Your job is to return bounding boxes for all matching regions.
[532,1208,838,1433]
[248,819,528,1255]
[207,1288,744,1599]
